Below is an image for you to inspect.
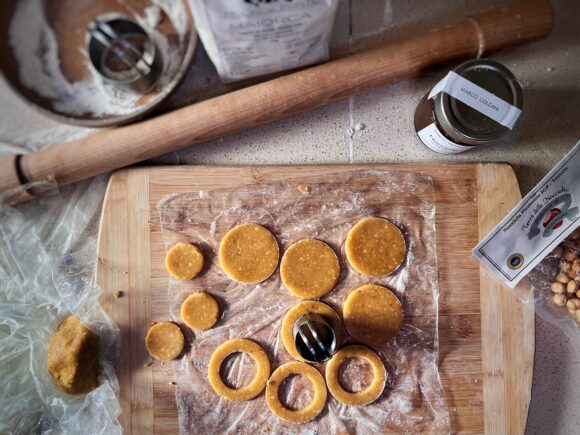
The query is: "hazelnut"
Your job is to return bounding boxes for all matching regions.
[561,261,572,273]
[566,299,576,310]
[552,293,568,306]
[573,299,580,309]
[556,273,570,284]
[563,240,576,250]
[567,280,579,294]
[567,270,577,280]
[563,248,578,262]
[551,282,566,294]
[552,246,564,257]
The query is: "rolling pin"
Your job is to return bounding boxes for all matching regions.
[0,0,553,203]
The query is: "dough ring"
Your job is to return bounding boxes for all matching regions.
[280,239,340,299]
[145,321,184,361]
[343,284,403,345]
[325,345,386,406]
[266,361,327,423]
[345,217,406,277]
[281,301,343,362]
[181,292,220,330]
[165,242,204,280]
[219,223,279,283]
[208,338,270,402]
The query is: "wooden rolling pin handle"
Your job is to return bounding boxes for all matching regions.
[3,0,553,201]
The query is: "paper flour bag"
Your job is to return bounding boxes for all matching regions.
[190,0,339,82]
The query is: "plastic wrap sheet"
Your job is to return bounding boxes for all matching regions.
[0,178,121,434]
[157,170,449,433]
[525,228,580,345]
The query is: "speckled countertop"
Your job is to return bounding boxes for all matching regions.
[0,0,578,433]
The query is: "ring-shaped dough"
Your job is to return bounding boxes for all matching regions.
[266,361,327,423]
[325,345,386,406]
[280,239,340,299]
[208,338,270,402]
[219,224,279,283]
[345,217,406,277]
[281,301,343,362]
[165,242,204,280]
[343,284,403,345]
[181,292,220,330]
[145,322,184,361]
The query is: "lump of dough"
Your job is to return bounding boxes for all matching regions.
[345,217,405,277]
[145,321,184,361]
[280,239,339,299]
[47,315,99,394]
[219,223,279,283]
[343,284,403,345]
[165,242,204,280]
[181,292,220,330]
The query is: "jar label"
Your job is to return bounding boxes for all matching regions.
[429,71,522,129]
[417,123,474,154]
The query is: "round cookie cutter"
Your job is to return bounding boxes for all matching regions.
[292,312,337,363]
[281,301,344,363]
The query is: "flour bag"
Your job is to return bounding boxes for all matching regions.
[190,0,339,82]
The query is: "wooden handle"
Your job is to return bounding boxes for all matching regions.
[2,0,553,200]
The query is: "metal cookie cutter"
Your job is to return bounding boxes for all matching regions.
[87,13,162,91]
[293,313,337,363]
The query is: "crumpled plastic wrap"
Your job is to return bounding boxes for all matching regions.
[157,170,450,433]
[525,228,580,344]
[0,177,122,434]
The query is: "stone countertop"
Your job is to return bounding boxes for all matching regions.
[0,0,578,433]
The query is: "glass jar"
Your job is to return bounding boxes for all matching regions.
[414,59,523,154]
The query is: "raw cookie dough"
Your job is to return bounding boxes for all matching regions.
[266,361,327,423]
[325,345,386,406]
[280,239,340,298]
[47,315,99,394]
[219,223,279,283]
[208,338,270,402]
[281,301,342,362]
[145,322,184,361]
[345,217,406,277]
[181,292,220,330]
[166,242,204,280]
[343,284,403,345]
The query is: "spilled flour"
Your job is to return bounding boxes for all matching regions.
[8,0,188,118]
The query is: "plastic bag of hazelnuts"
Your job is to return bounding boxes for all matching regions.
[474,141,580,343]
[527,229,580,340]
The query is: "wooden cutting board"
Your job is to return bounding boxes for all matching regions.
[95,163,534,434]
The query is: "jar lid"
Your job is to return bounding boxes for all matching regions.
[434,59,522,145]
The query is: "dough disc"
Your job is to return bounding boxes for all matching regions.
[219,224,279,283]
[345,217,405,277]
[181,292,220,330]
[281,301,343,362]
[145,321,184,361]
[266,361,327,423]
[280,239,340,299]
[165,242,204,280]
[343,284,403,345]
[208,338,270,402]
[325,345,386,406]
